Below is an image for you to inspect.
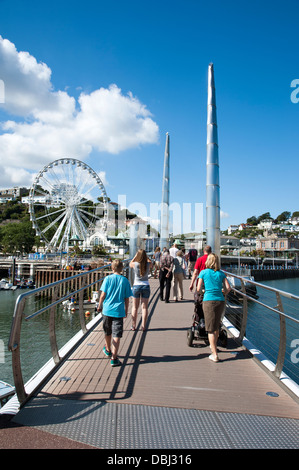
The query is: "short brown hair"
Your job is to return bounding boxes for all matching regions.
[112,259,123,273]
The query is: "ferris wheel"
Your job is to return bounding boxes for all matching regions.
[28,158,109,253]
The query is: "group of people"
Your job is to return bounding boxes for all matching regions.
[97,244,230,367]
[153,242,198,303]
[96,249,152,367]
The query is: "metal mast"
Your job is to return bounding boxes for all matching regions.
[160,132,170,249]
[206,63,220,258]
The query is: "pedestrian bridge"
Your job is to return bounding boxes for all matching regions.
[1,273,299,449]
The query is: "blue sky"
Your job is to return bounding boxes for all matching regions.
[0,0,298,232]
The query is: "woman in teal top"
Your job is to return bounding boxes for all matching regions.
[197,253,231,362]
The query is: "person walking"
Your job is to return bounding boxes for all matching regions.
[189,245,211,292]
[159,248,174,303]
[169,241,179,258]
[129,249,152,331]
[186,244,198,279]
[97,259,132,367]
[172,250,185,301]
[152,246,161,279]
[196,253,231,362]
[189,246,212,323]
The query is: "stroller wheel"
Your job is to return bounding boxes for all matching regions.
[187,329,194,347]
[219,329,228,348]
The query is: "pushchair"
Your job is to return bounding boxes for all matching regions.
[186,291,227,348]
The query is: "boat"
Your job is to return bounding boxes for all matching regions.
[16,278,36,289]
[0,381,15,408]
[0,279,17,290]
[62,291,99,311]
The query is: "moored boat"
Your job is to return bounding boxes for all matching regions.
[62,291,99,311]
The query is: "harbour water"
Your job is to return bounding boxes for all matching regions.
[244,277,299,385]
[0,290,97,386]
[0,278,298,388]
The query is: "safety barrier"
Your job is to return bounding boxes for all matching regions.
[8,260,131,405]
[224,271,299,389]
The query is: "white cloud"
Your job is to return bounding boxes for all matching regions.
[0,36,159,188]
[220,210,229,219]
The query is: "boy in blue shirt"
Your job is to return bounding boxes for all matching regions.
[97,259,132,367]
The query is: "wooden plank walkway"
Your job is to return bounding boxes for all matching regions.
[38,278,299,419]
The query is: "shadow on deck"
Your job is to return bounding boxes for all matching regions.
[1,278,298,449]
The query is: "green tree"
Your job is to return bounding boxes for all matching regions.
[257,212,272,223]
[276,211,291,223]
[246,216,257,225]
[0,221,36,254]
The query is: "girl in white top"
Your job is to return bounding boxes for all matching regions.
[129,249,152,331]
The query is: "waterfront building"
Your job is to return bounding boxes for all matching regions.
[220,235,241,249]
[256,233,299,253]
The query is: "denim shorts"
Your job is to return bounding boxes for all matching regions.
[132,284,151,299]
[102,315,123,338]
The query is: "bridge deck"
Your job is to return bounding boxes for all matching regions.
[1,278,299,449]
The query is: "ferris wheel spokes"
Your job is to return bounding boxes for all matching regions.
[40,211,68,236]
[29,158,109,253]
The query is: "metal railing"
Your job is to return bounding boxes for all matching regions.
[8,260,131,405]
[7,263,299,405]
[224,271,299,386]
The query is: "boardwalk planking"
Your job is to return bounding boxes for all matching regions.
[40,279,299,420]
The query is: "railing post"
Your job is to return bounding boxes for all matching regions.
[238,279,248,342]
[10,297,27,405]
[274,292,286,378]
[78,276,87,334]
[49,286,60,364]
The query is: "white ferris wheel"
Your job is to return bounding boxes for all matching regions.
[28,158,109,253]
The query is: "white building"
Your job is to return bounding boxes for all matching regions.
[227,225,239,234]
[257,219,273,230]
[0,187,27,199]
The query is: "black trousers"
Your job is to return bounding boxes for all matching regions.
[159,270,173,301]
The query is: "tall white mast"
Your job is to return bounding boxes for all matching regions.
[160,132,170,248]
[206,63,220,258]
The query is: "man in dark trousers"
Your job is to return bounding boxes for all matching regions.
[159,248,174,303]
